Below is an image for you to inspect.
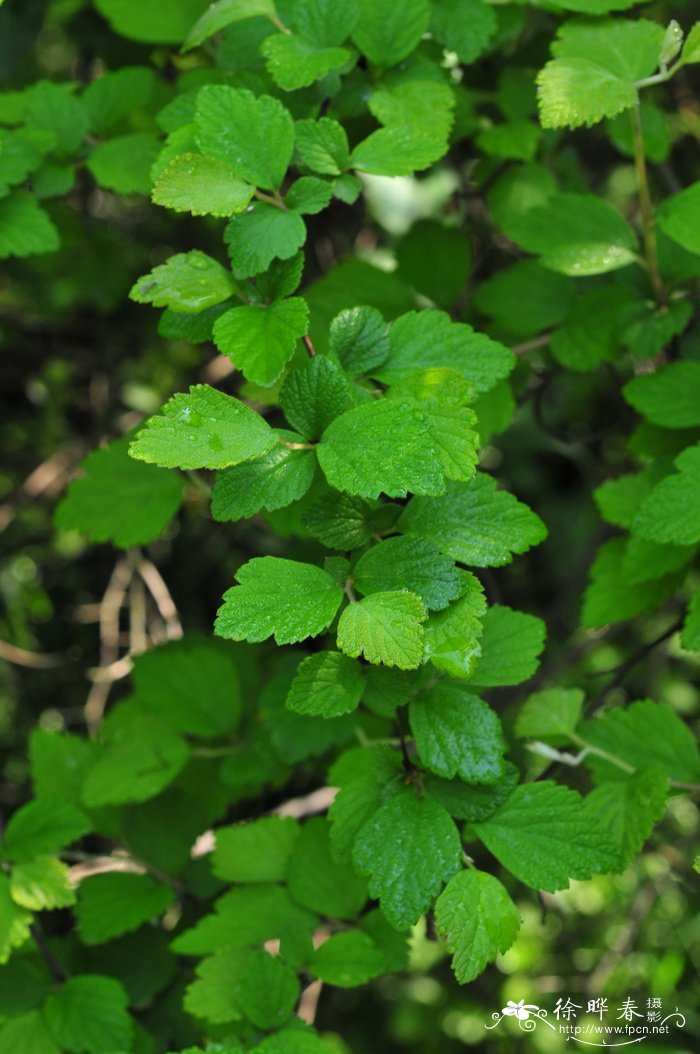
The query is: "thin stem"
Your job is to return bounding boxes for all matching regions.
[185,469,211,497]
[268,12,291,35]
[254,189,287,211]
[303,335,317,358]
[630,102,666,305]
[30,922,68,983]
[588,617,682,712]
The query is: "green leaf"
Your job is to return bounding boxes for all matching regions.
[29,731,94,807]
[329,306,389,375]
[352,0,430,67]
[351,125,449,177]
[0,958,48,1015]
[294,118,350,176]
[212,433,316,522]
[424,572,487,679]
[430,0,496,65]
[213,298,309,386]
[10,856,75,911]
[318,398,446,499]
[293,0,359,47]
[225,203,307,280]
[185,0,277,50]
[0,874,32,965]
[507,193,638,275]
[537,58,637,129]
[257,252,305,300]
[304,491,377,550]
[620,537,693,585]
[76,873,173,943]
[551,287,635,371]
[515,687,585,741]
[81,709,189,807]
[435,869,520,983]
[337,591,427,669]
[353,536,461,612]
[95,0,210,43]
[82,66,157,133]
[0,190,59,259]
[262,35,350,91]
[252,1029,334,1054]
[310,931,385,987]
[43,975,132,1054]
[473,260,573,340]
[215,557,344,644]
[376,310,515,393]
[468,605,546,688]
[552,17,665,81]
[477,120,540,162]
[0,1011,59,1054]
[353,789,461,929]
[3,799,90,862]
[370,81,454,142]
[0,129,45,191]
[473,782,620,891]
[681,592,700,650]
[232,949,300,1029]
[409,684,506,783]
[424,763,519,822]
[280,356,353,440]
[152,153,254,217]
[26,81,88,157]
[213,817,299,882]
[631,445,700,545]
[130,252,237,313]
[287,817,367,919]
[624,362,700,428]
[399,476,546,567]
[285,176,333,215]
[195,86,293,191]
[584,768,668,868]
[183,948,246,1024]
[129,385,276,470]
[680,23,700,65]
[287,651,364,717]
[54,437,183,548]
[581,699,700,784]
[595,471,655,528]
[87,133,160,195]
[132,635,241,737]
[582,538,680,627]
[396,220,472,308]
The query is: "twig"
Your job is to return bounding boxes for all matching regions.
[30,922,68,983]
[588,617,683,713]
[303,335,317,358]
[0,640,62,669]
[84,557,133,733]
[137,559,183,641]
[630,103,666,305]
[297,980,323,1025]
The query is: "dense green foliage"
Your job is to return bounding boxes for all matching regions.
[1,0,699,1052]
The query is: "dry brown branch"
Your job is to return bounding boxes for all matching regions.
[0,640,63,669]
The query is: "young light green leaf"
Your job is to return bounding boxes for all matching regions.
[294,117,350,176]
[2,799,90,862]
[184,0,277,50]
[0,190,59,259]
[287,817,367,920]
[213,817,299,883]
[435,869,520,983]
[353,536,461,612]
[468,605,546,687]
[285,176,333,215]
[515,687,585,740]
[310,931,385,987]
[352,789,461,929]
[286,651,365,717]
[624,362,700,428]
[680,23,700,65]
[213,298,309,386]
[370,81,455,143]
[318,399,446,499]
[0,875,32,965]
[473,782,620,891]
[0,1011,59,1054]
[507,193,638,275]
[232,949,300,1030]
[130,252,237,313]
[581,698,700,784]
[76,873,174,943]
[129,385,276,470]
[131,635,242,737]
[215,557,344,645]
[409,684,507,783]
[183,948,246,1025]
[399,475,547,567]
[584,768,668,868]
[430,0,496,65]
[195,86,294,191]
[537,58,637,129]
[376,310,515,393]
[351,125,450,177]
[54,437,183,548]
[152,153,254,217]
[225,203,307,280]
[10,856,75,911]
[337,591,427,669]
[211,433,316,522]
[423,572,487,679]
[261,35,350,92]
[352,0,430,67]
[280,356,353,440]
[43,975,132,1054]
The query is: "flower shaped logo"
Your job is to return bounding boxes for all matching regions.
[502,1000,539,1021]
